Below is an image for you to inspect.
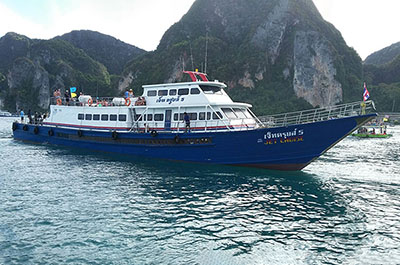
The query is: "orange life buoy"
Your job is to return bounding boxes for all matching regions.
[125,98,131,106]
[56,98,62,105]
[88,98,93,105]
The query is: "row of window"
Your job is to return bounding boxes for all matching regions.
[147,87,201,97]
[134,111,223,122]
[78,113,127,121]
[77,108,252,122]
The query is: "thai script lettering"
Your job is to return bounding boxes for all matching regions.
[264,128,303,140]
[156,96,185,104]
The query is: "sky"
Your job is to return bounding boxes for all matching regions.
[1,0,400,59]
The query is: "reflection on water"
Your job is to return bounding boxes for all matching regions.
[1,117,400,264]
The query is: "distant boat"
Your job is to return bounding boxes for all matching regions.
[0,111,14,117]
[351,125,392,138]
[12,71,377,171]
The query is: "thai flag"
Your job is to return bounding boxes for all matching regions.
[363,83,370,101]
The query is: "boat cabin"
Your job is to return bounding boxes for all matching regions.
[44,72,261,133]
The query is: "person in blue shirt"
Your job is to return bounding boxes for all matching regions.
[20,110,24,123]
[183,112,190,133]
[124,89,129,99]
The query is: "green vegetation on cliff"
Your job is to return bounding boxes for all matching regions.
[123,0,364,115]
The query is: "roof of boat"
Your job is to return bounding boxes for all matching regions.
[142,81,227,89]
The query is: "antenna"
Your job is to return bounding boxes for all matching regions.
[204,31,208,74]
[189,41,194,71]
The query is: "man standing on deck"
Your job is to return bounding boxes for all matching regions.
[20,109,24,123]
[183,112,190,133]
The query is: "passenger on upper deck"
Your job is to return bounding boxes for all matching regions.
[64,90,70,105]
[129,89,134,98]
[135,97,146,106]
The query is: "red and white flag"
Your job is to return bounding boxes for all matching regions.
[363,82,370,101]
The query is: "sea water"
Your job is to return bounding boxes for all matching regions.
[0,117,399,264]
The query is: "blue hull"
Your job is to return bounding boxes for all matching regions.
[12,114,375,171]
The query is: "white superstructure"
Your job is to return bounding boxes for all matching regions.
[44,72,261,133]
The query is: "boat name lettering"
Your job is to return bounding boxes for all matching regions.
[264,128,303,140]
[156,96,185,104]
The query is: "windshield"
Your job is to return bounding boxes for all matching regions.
[199,85,222,94]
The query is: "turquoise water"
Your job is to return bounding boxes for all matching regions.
[1,117,399,264]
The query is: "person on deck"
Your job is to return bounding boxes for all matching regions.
[20,110,24,123]
[27,109,32,124]
[183,112,190,133]
[64,90,70,105]
[124,89,129,99]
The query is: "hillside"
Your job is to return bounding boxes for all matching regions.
[0,31,147,112]
[364,42,400,66]
[121,0,363,115]
[0,32,115,112]
[364,47,400,112]
[57,30,146,75]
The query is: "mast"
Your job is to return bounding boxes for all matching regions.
[204,32,208,74]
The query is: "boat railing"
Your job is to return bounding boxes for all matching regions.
[50,96,146,107]
[259,100,376,128]
[129,118,258,133]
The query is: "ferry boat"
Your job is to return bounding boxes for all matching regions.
[12,71,377,171]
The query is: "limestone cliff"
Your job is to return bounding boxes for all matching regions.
[122,0,362,114]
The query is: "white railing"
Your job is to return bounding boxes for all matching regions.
[130,119,258,133]
[259,100,376,128]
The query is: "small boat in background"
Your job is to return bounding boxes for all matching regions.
[351,124,392,138]
[0,111,15,117]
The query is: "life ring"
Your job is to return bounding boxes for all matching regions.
[112,130,118,140]
[56,98,62,105]
[23,125,28,131]
[88,98,93,105]
[77,130,83,137]
[174,135,180,144]
[125,98,131,106]
[33,126,39,134]
[48,129,54,136]
[150,130,158,137]
[12,122,18,131]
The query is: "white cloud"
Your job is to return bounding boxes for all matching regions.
[0,2,48,39]
[0,0,195,51]
[314,0,400,59]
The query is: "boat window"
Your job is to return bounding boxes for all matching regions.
[110,114,117,121]
[93,114,100,120]
[101,114,108,121]
[178,88,189,95]
[119,114,127,121]
[147,90,157,97]
[199,85,222,94]
[154,114,164,121]
[190,88,200,95]
[243,109,253,118]
[234,108,250,119]
[199,112,205,120]
[78,113,84,120]
[169,89,177,96]
[222,108,238,119]
[207,112,211,120]
[134,114,142,121]
[158,90,168,96]
[189,113,197,120]
[213,111,223,120]
[147,114,153,121]
[85,114,92,120]
[173,113,179,121]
